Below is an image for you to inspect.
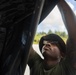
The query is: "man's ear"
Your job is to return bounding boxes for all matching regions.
[60,52,65,58]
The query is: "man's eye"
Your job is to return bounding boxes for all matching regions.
[51,42,55,44]
[46,44,50,46]
[50,41,58,45]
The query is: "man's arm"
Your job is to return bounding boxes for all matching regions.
[57,0,76,39]
[57,0,76,68]
[28,47,41,68]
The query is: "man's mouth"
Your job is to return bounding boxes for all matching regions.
[42,48,49,54]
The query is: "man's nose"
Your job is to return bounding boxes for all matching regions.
[43,44,50,51]
[43,43,51,48]
[45,43,51,47]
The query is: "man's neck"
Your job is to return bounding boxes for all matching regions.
[43,59,59,70]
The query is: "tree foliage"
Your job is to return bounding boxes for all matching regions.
[47,30,52,34]
[33,30,68,44]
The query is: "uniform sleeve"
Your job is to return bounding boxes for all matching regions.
[28,52,41,69]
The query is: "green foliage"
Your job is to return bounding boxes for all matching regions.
[33,30,68,44]
[34,32,46,44]
[37,31,46,35]
[47,30,52,34]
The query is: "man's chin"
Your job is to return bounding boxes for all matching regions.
[43,52,58,61]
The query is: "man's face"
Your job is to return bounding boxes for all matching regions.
[42,40,62,61]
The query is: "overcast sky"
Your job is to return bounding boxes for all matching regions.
[36,0,76,34]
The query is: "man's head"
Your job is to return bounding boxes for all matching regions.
[39,34,66,61]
